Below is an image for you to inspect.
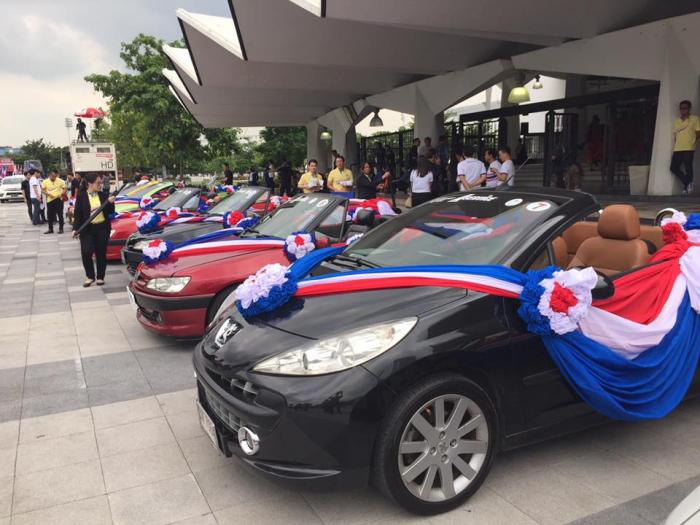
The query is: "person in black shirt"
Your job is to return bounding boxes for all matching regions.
[278,160,293,196]
[76,118,88,142]
[20,172,32,221]
[356,162,379,199]
[263,164,275,192]
[223,163,233,186]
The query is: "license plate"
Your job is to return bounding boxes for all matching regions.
[197,402,219,450]
[126,287,137,311]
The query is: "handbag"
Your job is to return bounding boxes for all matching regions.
[404,191,412,209]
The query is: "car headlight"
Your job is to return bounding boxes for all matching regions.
[252,317,417,376]
[133,240,150,251]
[146,277,191,293]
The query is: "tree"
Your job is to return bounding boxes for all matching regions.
[13,139,67,172]
[256,127,307,168]
[85,34,220,174]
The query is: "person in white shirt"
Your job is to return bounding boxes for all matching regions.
[456,145,486,191]
[484,149,502,187]
[498,146,516,187]
[409,157,434,206]
[28,169,44,225]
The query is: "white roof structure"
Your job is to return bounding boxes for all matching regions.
[164,0,699,128]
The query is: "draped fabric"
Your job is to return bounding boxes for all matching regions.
[236,239,700,421]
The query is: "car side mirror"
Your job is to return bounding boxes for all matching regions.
[591,270,615,300]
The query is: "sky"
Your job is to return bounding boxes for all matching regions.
[0,0,231,148]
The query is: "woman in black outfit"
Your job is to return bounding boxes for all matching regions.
[72,173,115,287]
[356,161,383,199]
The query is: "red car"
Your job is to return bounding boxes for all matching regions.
[107,187,204,261]
[128,194,387,337]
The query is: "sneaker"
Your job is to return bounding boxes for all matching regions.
[58,228,64,234]
[96,279,105,286]
[682,189,689,195]
[83,279,94,288]
[44,230,53,234]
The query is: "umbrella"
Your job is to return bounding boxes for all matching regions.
[74,107,106,118]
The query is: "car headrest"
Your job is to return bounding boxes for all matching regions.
[598,204,640,240]
[354,209,375,227]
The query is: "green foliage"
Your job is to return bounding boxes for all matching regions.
[256,127,307,168]
[85,34,208,173]
[12,139,67,172]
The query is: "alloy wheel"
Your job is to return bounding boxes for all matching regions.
[397,394,489,502]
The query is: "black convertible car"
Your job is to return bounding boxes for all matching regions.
[122,186,271,273]
[193,188,678,515]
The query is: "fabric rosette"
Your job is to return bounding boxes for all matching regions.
[661,211,700,244]
[284,232,316,262]
[235,264,298,318]
[235,216,259,231]
[518,266,597,335]
[269,196,282,210]
[142,239,173,265]
[165,207,181,220]
[136,211,160,233]
[223,210,244,229]
[139,196,157,210]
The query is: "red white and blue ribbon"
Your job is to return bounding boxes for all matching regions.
[233,224,700,421]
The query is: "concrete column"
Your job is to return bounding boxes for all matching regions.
[500,75,523,150]
[306,121,324,167]
[648,28,700,195]
[413,88,444,144]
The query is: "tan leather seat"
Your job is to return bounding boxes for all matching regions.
[639,225,664,252]
[568,204,650,276]
[562,221,598,265]
[552,236,568,268]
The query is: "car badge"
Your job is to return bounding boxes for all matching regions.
[214,318,241,349]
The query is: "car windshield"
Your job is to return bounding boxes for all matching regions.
[2,176,23,185]
[208,188,261,216]
[126,183,167,198]
[154,188,199,211]
[247,195,338,239]
[116,183,135,196]
[344,193,561,267]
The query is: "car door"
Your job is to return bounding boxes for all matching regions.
[503,242,594,432]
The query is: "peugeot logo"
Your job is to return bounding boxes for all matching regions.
[214,318,241,349]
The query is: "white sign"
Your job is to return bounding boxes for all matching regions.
[505,198,523,207]
[70,143,117,174]
[526,201,552,212]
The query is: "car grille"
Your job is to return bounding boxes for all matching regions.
[199,382,241,433]
[206,368,259,400]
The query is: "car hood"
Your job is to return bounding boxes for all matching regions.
[137,245,280,278]
[252,285,465,339]
[1,183,20,190]
[205,286,466,370]
[130,221,221,247]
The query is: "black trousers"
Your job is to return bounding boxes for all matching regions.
[670,150,695,188]
[47,199,64,231]
[24,199,32,221]
[80,222,109,280]
[411,192,433,207]
[279,178,292,196]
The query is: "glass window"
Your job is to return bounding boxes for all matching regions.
[528,245,552,270]
[316,204,346,240]
[154,188,199,211]
[250,195,337,239]
[208,188,261,215]
[345,194,562,267]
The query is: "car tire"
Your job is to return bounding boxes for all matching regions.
[372,373,498,515]
[206,284,239,326]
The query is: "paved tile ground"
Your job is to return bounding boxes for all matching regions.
[2,200,700,524]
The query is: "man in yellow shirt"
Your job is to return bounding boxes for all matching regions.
[671,100,700,194]
[41,170,67,234]
[327,155,354,193]
[297,159,324,193]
